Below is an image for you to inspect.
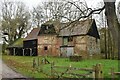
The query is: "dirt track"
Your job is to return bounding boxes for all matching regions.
[0,59,27,79]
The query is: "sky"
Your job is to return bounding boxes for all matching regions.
[6,0,103,9]
[7,0,119,9]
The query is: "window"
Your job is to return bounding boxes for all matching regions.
[44,46,48,50]
[68,36,73,42]
[63,36,73,45]
[63,37,68,45]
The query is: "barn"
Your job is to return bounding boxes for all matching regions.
[7,19,100,59]
[7,38,24,56]
[59,19,100,58]
[23,21,61,56]
[37,23,60,56]
[23,28,40,56]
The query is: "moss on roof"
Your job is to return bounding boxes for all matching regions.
[9,38,24,47]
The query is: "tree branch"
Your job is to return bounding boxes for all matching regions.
[68,1,85,16]
[77,5,105,20]
[59,5,105,30]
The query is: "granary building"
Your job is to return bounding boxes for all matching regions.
[8,19,100,59]
[23,19,100,59]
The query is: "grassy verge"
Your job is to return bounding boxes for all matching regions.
[2,55,48,78]
[2,55,118,78]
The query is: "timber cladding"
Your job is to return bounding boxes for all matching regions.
[23,39,38,56]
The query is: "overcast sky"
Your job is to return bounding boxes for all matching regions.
[2,0,119,9]
[7,0,103,9]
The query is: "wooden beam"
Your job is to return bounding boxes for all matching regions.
[30,48,32,56]
[22,49,25,56]
[13,48,16,56]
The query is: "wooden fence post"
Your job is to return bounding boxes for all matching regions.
[51,61,54,77]
[95,64,99,79]
[92,65,96,78]
[95,63,103,79]
[33,58,36,68]
[98,63,103,78]
[38,57,39,66]
[69,64,72,77]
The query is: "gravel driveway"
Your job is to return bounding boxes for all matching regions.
[0,59,27,79]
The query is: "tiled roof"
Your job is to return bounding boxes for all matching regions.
[59,19,93,36]
[24,28,40,40]
[24,19,98,41]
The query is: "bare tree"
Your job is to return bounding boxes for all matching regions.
[59,0,120,60]
[32,5,44,27]
[1,1,31,45]
[31,0,120,59]
[32,0,89,27]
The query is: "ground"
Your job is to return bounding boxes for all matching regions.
[2,55,119,78]
[0,59,26,79]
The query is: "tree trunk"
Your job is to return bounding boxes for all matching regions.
[107,30,110,59]
[118,19,120,60]
[111,41,114,60]
[104,1,120,60]
[110,32,114,59]
[104,26,107,59]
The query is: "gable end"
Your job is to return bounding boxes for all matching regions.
[87,20,100,39]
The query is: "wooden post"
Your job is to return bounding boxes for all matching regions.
[13,48,16,56]
[39,58,43,72]
[99,63,103,78]
[95,64,99,79]
[33,58,36,68]
[38,57,39,66]
[69,64,72,77]
[94,63,103,79]
[23,49,24,56]
[92,65,96,78]
[30,48,32,56]
[51,61,54,77]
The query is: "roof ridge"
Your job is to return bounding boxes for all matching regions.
[24,28,40,40]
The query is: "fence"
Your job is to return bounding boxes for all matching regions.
[32,57,119,79]
[32,57,50,72]
[32,58,103,79]
[111,67,120,79]
[51,62,103,78]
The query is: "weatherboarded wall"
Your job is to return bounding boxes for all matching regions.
[37,35,60,56]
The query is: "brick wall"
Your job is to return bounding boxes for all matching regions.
[37,35,60,56]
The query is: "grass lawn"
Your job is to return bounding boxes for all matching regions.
[2,55,118,78]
